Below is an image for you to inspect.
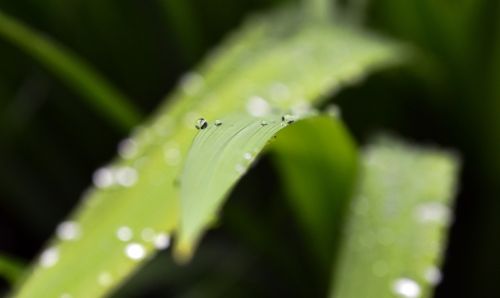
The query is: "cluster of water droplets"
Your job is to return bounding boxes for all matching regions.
[234,151,256,175]
[343,146,452,298]
[115,225,171,262]
[92,166,138,189]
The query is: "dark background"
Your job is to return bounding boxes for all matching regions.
[1,0,499,297]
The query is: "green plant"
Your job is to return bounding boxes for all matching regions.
[0,1,460,297]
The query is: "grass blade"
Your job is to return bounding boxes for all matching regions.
[178,112,316,259]
[329,137,460,298]
[0,11,141,130]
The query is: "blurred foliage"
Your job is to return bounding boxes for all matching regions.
[0,0,498,297]
[331,137,459,298]
[5,3,401,296]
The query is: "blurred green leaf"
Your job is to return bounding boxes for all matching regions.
[329,136,460,298]
[157,0,204,64]
[271,115,359,276]
[13,6,402,298]
[0,253,24,286]
[0,10,141,130]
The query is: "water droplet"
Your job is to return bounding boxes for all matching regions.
[195,118,208,130]
[180,72,204,95]
[124,243,146,260]
[326,104,341,118]
[243,152,253,161]
[60,293,72,298]
[98,271,113,286]
[117,138,138,159]
[164,144,181,166]
[39,247,59,268]
[235,163,246,174]
[115,167,138,187]
[281,114,296,124]
[116,226,133,242]
[424,266,442,285]
[246,96,271,117]
[56,221,81,241]
[214,119,223,126]
[93,167,114,188]
[414,202,451,225]
[141,228,156,242]
[260,120,268,126]
[392,278,421,298]
[154,233,171,250]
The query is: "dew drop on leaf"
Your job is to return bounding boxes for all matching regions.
[39,247,59,268]
[281,114,296,124]
[116,226,133,242]
[214,119,223,126]
[114,167,138,187]
[235,163,246,174]
[92,167,114,188]
[56,221,81,241]
[98,272,113,287]
[243,152,253,161]
[117,138,138,159]
[195,118,208,130]
[124,243,146,261]
[153,233,171,250]
[392,277,421,298]
[414,202,451,225]
[424,266,442,285]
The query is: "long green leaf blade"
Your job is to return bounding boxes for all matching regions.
[0,11,141,129]
[330,137,460,298]
[178,112,313,258]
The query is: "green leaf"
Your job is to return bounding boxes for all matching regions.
[0,10,141,130]
[13,6,402,298]
[178,112,314,258]
[329,136,460,298]
[0,253,24,286]
[270,114,359,276]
